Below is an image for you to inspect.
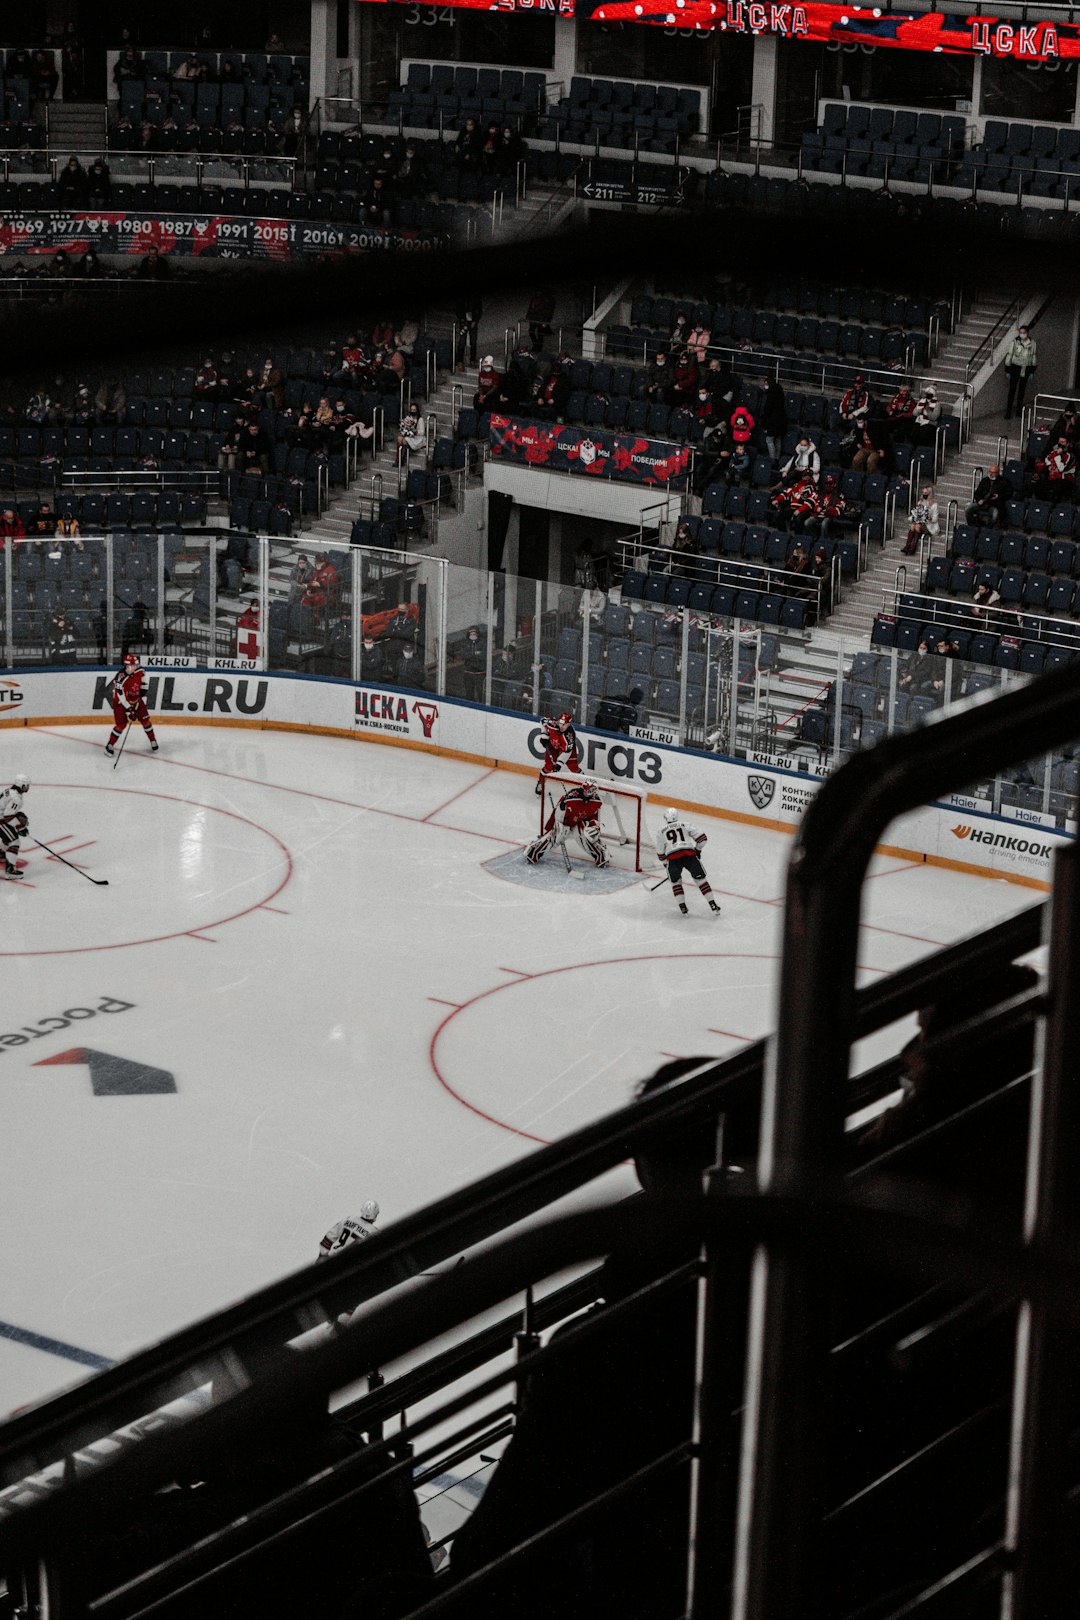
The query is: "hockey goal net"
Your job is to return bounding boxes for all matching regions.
[539,771,654,873]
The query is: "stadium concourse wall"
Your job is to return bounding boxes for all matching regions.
[0,665,1067,892]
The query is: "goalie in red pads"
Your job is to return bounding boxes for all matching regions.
[536,711,581,794]
[105,654,159,757]
[526,782,609,869]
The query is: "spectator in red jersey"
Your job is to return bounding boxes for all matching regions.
[664,349,698,409]
[302,553,338,627]
[1032,435,1075,501]
[474,356,501,413]
[0,507,25,546]
[886,383,916,440]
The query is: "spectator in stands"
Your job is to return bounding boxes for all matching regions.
[120,599,153,657]
[281,104,306,157]
[966,462,1010,528]
[394,316,419,358]
[645,349,670,402]
[390,141,420,198]
[665,349,698,409]
[809,544,833,613]
[265,32,286,52]
[31,51,58,103]
[910,387,940,448]
[289,553,312,604]
[774,434,821,489]
[72,383,93,424]
[728,404,756,482]
[474,355,501,413]
[802,475,850,546]
[362,176,393,226]
[50,250,73,281]
[1003,325,1037,420]
[526,289,556,353]
[49,608,78,663]
[94,377,125,424]
[195,357,218,396]
[255,356,284,410]
[136,243,170,280]
[396,402,426,466]
[898,640,939,698]
[29,502,55,539]
[854,962,1039,1163]
[694,415,733,494]
[851,412,891,476]
[902,484,939,555]
[454,116,483,171]
[458,627,486,700]
[113,45,143,86]
[0,507,25,545]
[361,633,389,683]
[455,296,482,369]
[771,471,817,529]
[1032,435,1075,501]
[761,379,787,462]
[174,54,201,82]
[838,373,870,450]
[345,410,377,455]
[394,640,427,688]
[668,312,691,353]
[61,24,84,102]
[76,248,104,278]
[55,508,81,546]
[693,385,715,431]
[238,420,272,476]
[687,319,711,364]
[480,120,501,174]
[703,355,736,410]
[1047,402,1078,447]
[25,389,52,423]
[85,157,111,204]
[302,552,338,627]
[496,124,524,178]
[216,418,243,472]
[537,361,570,423]
[885,383,916,441]
[972,579,1002,616]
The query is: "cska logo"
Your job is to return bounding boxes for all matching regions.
[412,701,439,739]
[578,438,597,466]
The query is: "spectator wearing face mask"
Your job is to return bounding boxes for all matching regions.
[1003,325,1037,419]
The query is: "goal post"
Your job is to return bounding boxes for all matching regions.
[539,771,655,873]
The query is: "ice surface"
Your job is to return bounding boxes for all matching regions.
[0,722,1033,1417]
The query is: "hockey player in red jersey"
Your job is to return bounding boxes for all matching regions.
[526,781,609,868]
[0,773,30,879]
[536,711,581,794]
[105,654,158,757]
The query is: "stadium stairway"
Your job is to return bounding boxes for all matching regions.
[47,100,108,164]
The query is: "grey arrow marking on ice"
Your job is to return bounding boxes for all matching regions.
[34,1047,177,1096]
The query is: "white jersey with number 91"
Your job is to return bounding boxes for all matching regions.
[655,819,703,861]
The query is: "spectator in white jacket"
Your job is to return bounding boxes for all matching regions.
[902,484,939,554]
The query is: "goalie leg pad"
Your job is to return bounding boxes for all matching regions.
[525,832,555,866]
[579,824,609,868]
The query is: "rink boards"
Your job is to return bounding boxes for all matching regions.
[0,666,1068,890]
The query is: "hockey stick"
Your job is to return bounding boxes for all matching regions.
[112,713,132,771]
[31,837,109,887]
[649,875,669,892]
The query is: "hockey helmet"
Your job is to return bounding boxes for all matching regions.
[123,653,139,667]
[12,774,29,793]
[557,711,573,726]
[360,1200,380,1224]
[663,808,679,823]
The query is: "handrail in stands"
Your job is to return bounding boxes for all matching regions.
[734,656,1080,1620]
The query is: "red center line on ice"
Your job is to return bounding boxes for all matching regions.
[421,767,496,822]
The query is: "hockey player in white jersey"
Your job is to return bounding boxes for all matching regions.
[0,774,29,879]
[655,808,721,917]
[316,1200,380,1262]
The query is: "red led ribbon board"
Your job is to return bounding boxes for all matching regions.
[359,0,1079,59]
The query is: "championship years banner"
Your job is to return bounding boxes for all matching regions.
[0,213,447,261]
[488,414,691,490]
[2,668,1070,888]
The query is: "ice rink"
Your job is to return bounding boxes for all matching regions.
[0,720,1035,1418]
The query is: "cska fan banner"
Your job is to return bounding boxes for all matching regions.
[488,414,691,489]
